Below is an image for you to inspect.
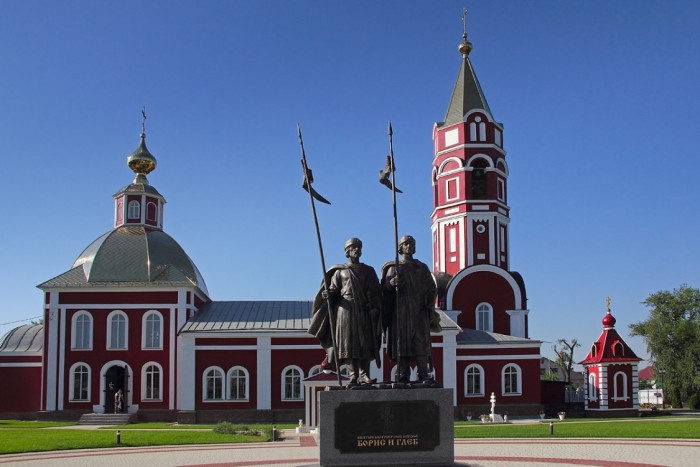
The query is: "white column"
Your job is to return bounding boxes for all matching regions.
[506,309,529,338]
[441,330,458,405]
[257,336,272,410]
[44,292,60,411]
[178,335,196,410]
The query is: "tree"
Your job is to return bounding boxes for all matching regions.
[630,285,700,403]
[552,338,580,383]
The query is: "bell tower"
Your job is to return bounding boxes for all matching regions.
[431,12,510,276]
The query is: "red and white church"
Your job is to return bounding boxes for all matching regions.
[0,27,641,423]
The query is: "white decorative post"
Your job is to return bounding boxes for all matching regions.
[490,392,496,421]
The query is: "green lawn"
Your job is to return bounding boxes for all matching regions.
[1,418,699,456]
[454,419,700,439]
[0,428,266,455]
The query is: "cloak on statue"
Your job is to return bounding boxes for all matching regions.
[308,264,383,368]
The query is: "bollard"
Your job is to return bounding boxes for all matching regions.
[549,421,553,435]
[272,426,275,442]
[116,430,121,444]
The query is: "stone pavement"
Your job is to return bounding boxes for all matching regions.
[1,429,699,467]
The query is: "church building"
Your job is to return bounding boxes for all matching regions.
[0,20,546,422]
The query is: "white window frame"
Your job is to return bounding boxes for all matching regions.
[502,363,522,396]
[72,311,93,350]
[142,310,163,350]
[227,366,249,401]
[464,364,485,397]
[281,365,303,401]
[445,177,460,202]
[475,302,493,332]
[588,373,597,401]
[308,365,322,377]
[127,200,141,219]
[203,366,225,401]
[146,201,157,222]
[69,362,90,401]
[142,362,163,401]
[613,371,628,401]
[107,310,128,350]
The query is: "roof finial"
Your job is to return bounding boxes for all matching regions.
[141,106,147,137]
[459,8,473,57]
[606,296,612,314]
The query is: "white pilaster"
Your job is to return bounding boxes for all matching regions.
[257,336,272,410]
[44,292,60,411]
[178,334,196,410]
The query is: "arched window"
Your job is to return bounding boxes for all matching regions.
[127,200,141,219]
[588,373,597,401]
[613,371,628,401]
[228,366,249,400]
[471,161,487,199]
[203,367,224,400]
[107,311,128,350]
[282,366,303,401]
[308,365,322,377]
[612,341,624,357]
[143,363,162,400]
[142,311,162,349]
[72,311,92,350]
[70,363,90,401]
[146,202,157,222]
[464,364,484,396]
[591,344,597,358]
[502,364,521,395]
[476,303,493,332]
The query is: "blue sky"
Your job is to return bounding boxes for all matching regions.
[1,1,699,367]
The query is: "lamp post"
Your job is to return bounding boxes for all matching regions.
[658,369,666,409]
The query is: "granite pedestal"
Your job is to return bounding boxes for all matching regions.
[319,387,454,467]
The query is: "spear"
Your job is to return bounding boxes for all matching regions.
[297,123,342,387]
[379,121,402,382]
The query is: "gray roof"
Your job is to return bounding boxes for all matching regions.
[456,328,540,346]
[38,225,208,295]
[180,301,313,333]
[442,56,492,127]
[0,324,44,353]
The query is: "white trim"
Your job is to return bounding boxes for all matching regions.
[142,310,164,350]
[257,336,272,409]
[435,143,506,159]
[45,293,59,411]
[501,363,522,396]
[447,264,522,309]
[106,310,128,350]
[142,361,164,401]
[71,310,93,350]
[0,362,42,367]
[68,362,91,402]
[281,365,304,401]
[464,363,485,397]
[445,177,460,202]
[226,366,250,401]
[194,344,320,351]
[475,302,493,332]
[202,366,225,401]
[178,334,196,410]
[437,156,464,175]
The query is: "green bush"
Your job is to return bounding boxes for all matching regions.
[688,393,699,409]
[671,387,683,408]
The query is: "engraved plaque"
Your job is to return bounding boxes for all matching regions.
[334,400,440,453]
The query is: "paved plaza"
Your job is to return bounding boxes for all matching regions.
[1,429,699,467]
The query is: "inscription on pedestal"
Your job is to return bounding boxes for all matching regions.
[335,400,439,453]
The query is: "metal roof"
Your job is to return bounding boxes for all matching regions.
[442,56,492,127]
[38,225,208,295]
[0,324,44,353]
[456,328,539,346]
[180,301,313,333]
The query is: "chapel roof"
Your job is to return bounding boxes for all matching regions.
[0,324,43,353]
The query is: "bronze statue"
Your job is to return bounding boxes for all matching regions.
[309,238,382,385]
[382,235,439,383]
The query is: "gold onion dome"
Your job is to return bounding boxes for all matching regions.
[127,132,157,175]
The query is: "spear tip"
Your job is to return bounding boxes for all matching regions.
[388,121,393,135]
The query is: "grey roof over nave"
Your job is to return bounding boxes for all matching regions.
[0,324,43,353]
